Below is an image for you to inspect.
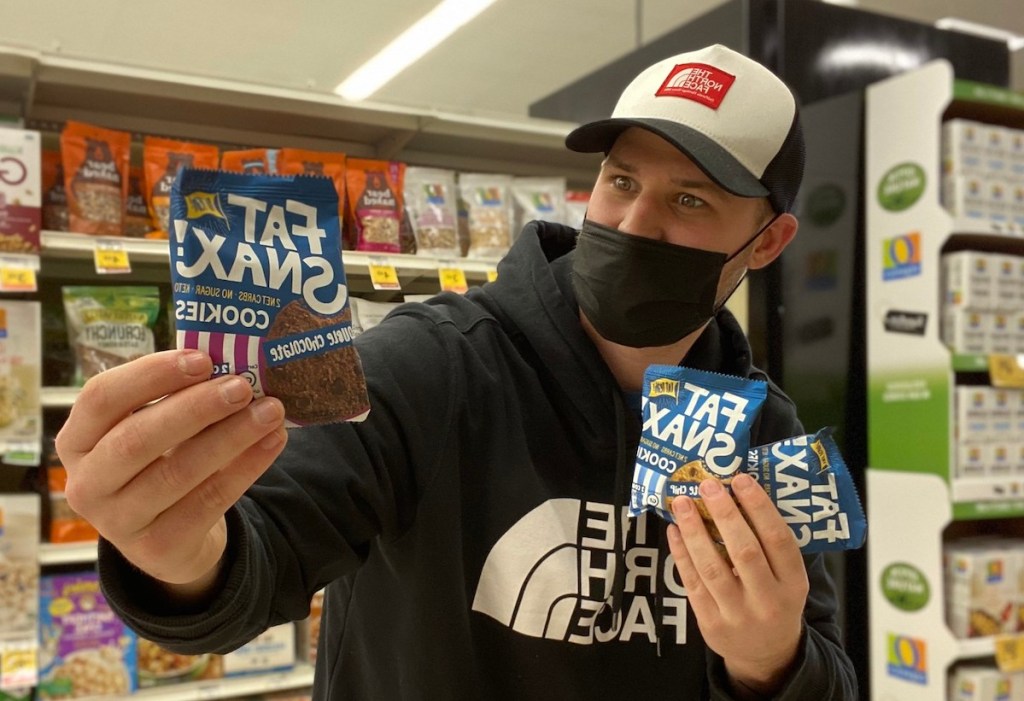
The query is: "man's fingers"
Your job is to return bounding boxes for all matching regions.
[668,494,738,607]
[730,473,806,585]
[697,477,777,587]
[57,350,213,460]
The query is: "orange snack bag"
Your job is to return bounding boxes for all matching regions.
[47,465,99,543]
[143,136,219,238]
[277,147,345,204]
[220,148,276,174]
[123,166,151,238]
[345,158,405,254]
[60,120,131,236]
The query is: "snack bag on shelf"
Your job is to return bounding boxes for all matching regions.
[143,136,220,239]
[37,572,137,699]
[61,286,161,385]
[122,166,150,238]
[511,176,566,234]
[221,623,296,677]
[458,173,513,259]
[60,121,130,236]
[221,148,277,175]
[345,158,405,254]
[45,464,98,544]
[403,167,460,258]
[170,169,369,426]
[136,638,222,688]
[0,494,41,637]
[276,148,346,224]
[41,149,69,232]
[0,126,41,254]
[564,189,590,230]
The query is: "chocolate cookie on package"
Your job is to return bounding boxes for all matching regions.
[264,301,368,424]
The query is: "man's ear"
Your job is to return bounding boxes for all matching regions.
[748,213,798,270]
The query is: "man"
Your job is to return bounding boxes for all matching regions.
[57,45,857,699]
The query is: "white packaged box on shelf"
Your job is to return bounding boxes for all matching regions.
[945,541,1019,638]
[989,387,1015,437]
[943,251,995,309]
[943,173,988,222]
[957,442,989,478]
[984,124,1011,174]
[989,442,1014,476]
[943,308,991,354]
[987,178,1014,234]
[1014,442,1024,475]
[956,386,991,443]
[943,119,986,175]
[221,623,295,677]
[1012,180,1024,233]
[949,665,1019,701]
[1010,128,1024,178]
[994,254,1021,311]
[991,312,1014,353]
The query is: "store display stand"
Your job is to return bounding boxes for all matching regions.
[865,61,1024,700]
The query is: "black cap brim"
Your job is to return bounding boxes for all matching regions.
[565,118,769,199]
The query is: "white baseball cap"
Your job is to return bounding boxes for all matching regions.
[565,44,804,214]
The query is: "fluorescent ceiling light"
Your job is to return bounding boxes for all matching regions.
[935,17,1024,51]
[335,0,498,101]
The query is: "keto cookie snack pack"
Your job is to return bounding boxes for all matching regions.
[631,364,866,553]
[169,169,369,426]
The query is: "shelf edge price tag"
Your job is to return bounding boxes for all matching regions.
[368,257,401,291]
[0,254,40,293]
[438,262,468,294]
[995,634,1024,672]
[1,642,38,689]
[94,238,132,275]
[989,354,1024,388]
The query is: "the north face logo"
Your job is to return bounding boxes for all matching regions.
[656,63,735,109]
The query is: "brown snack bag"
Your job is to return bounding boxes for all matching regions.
[220,148,276,174]
[60,120,131,236]
[41,149,69,232]
[143,136,219,239]
[345,158,405,254]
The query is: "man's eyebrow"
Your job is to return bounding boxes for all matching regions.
[602,155,719,192]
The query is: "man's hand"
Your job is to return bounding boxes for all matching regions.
[667,472,808,698]
[55,350,288,597]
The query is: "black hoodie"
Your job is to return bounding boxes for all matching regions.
[100,221,858,700]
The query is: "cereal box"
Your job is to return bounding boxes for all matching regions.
[136,638,223,688]
[222,623,295,677]
[945,541,1018,638]
[0,494,41,645]
[37,573,137,699]
[0,127,41,254]
[0,301,42,455]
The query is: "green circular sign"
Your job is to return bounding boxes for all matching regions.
[805,183,846,227]
[881,562,930,611]
[877,162,926,212]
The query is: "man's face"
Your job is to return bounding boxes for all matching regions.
[586,127,774,302]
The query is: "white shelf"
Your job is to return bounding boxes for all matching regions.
[957,637,998,659]
[114,664,313,701]
[41,386,80,408]
[38,541,97,565]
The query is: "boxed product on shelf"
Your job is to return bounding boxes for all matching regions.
[942,307,990,354]
[136,638,223,688]
[943,173,989,224]
[983,124,1011,175]
[36,572,137,699]
[0,494,41,636]
[221,623,296,677]
[943,119,986,176]
[949,664,1023,701]
[955,441,987,478]
[944,539,1019,638]
[0,126,41,254]
[955,386,990,443]
[0,300,42,456]
[943,251,996,310]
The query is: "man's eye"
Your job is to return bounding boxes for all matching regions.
[612,175,632,190]
[678,193,706,208]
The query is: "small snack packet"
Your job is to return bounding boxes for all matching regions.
[630,364,767,523]
[743,428,866,552]
[276,148,346,226]
[565,189,590,230]
[403,166,460,257]
[220,148,277,175]
[42,149,69,232]
[458,173,513,258]
[511,176,566,234]
[170,169,369,426]
[60,121,131,236]
[122,166,151,238]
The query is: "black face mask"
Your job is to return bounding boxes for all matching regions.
[571,217,776,348]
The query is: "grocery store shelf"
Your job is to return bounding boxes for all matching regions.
[957,636,996,659]
[38,541,98,565]
[41,386,80,408]
[130,664,314,701]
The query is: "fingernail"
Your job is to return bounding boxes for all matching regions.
[219,376,251,404]
[251,397,284,424]
[179,350,209,376]
[732,473,755,493]
[700,479,723,497]
[672,496,693,518]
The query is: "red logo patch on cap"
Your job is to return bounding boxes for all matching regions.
[656,63,736,109]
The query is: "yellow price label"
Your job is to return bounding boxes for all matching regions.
[368,259,401,291]
[0,266,37,292]
[995,634,1024,672]
[486,269,498,283]
[94,240,132,274]
[1,646,37,687]
[989,354,1024,388]
[438,266,468,294]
